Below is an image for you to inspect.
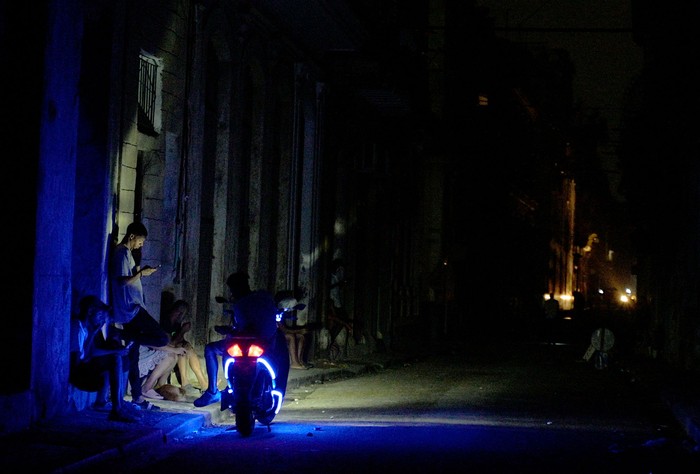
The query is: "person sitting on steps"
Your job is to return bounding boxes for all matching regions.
[275,289,312,370]
[161,299,208,390]
[69,295,138,422]
[137,343,186,399]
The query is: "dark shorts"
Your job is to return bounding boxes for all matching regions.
[70,357,112,392]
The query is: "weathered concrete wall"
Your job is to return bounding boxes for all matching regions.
[32,0,82,423]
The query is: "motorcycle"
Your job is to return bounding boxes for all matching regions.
[214,295,305,436]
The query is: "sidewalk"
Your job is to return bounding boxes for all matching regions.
[0,354,403,473]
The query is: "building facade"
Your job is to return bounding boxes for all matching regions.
[3,0,438,432]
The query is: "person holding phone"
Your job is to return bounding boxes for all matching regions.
[70,295,138,422]
[110,222,170,410]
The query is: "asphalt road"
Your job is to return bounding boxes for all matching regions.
[100,341,700,473]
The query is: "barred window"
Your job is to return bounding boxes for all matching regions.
[138,50,162,135]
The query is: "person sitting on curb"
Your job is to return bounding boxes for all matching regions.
[275,290,312,370]
[161,299,208,390]
[137,343,186,399]
[69,295,139,423]
[193,271,281,407]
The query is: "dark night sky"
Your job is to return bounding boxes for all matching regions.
[475,0,643,201]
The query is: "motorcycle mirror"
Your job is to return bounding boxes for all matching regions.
[215,296,228,304]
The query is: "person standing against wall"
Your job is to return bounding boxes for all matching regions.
[110,222,170,410]
[543,292,560,345]
[327,258,353,360]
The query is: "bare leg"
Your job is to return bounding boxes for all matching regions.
[286,333,305,369]
[157,367,171,387]
[176,354,189,386]
[296,334,306,367]
[187,348,208,389]
[142,353,177,395]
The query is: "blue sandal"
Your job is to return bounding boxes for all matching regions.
[132,399,161,411]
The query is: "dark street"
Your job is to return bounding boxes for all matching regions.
[97,336,699,473]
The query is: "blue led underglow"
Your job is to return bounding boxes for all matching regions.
[271,390,283,414]
[223,357,235,381]
[258,357,276,380]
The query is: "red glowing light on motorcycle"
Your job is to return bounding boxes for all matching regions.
[227,344,244,357]
[226,343,264,358]
[248,344,264,357]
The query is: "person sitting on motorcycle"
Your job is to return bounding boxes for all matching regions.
[193,271,281,407]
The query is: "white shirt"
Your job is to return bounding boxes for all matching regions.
[111,244,144,324]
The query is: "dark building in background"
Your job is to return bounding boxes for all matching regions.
[619,1,700,369]
[439,3,578,338]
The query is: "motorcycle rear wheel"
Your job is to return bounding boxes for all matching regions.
[236,407,255,437]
